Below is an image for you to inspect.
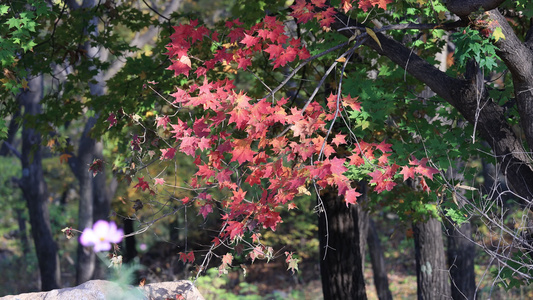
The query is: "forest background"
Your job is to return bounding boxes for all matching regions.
[2,0,533,299]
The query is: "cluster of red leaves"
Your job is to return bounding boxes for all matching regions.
[166,17,309,74]
[123,4,438,250]
[291,0,393,27]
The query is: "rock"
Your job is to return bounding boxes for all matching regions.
[0,280,204,300]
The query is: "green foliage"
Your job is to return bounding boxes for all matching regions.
[452,27,499,70]
[196,268,306,300]
[0,156,24,242]
[493,251,533,291]
[196,268,261,300]
[0,0,52,92]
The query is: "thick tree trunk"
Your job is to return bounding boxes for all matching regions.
[318,188,367,300]
[75,118,97,284]
[75,0,108,282]
[413,218,451,300]
[91,143,116,279]
[446,221,476,300]
[19,75,61,291]
[367,218,393,300]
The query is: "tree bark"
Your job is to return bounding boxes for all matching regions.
[19,74,61,291]
[75,118,97,284]
[367,218,393,300]
[123,218,138,263]
[357,182,369,273]
[413,218,451,300]
[446,221,476,300]
[318,188,367,300]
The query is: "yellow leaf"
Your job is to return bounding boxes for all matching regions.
[139,71,147,80]
[492,27,505,42]
[21,79,29,90]
[455,184,477,191]
[59,153,72,164]
[47,139,56,149]
[297,185,311,196]
[366,27,382,50]
[335,57,346,63]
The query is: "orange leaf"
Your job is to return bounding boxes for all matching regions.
[59,153,72,164]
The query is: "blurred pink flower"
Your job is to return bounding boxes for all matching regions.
[80,220,124,252]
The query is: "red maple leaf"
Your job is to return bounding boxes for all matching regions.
[179,136,198,156]
[329,157,348,174]
[198,204,213,219]
[107,113,117,128]
[156,115,170,129]
[341,0,353,13]
[179,251,195,263]
[399,166,415,181]
[197,137,211,151]
[358,0,393,12]
[342,94,361,111]
[236,56,252,70]
[196,164,215,179]
[134,177,150,192]
[290,0,316,24]
[228,108,250,130]
[167,56,192,77]
[273,47,298,68]
[347,153,365,166]
[222,253,233,266]
[375,140,392,153]
[225,221,244,240]
[240,33,259,48]
[160,147,177,160]
[230,138,255,164]
[344,188,362,205]
[264,44,284,61]
[216,168,233,183]
[232,188,247,204]
[332,134,347,146]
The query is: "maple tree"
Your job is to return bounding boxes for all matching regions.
[108,0,533,297]
[5,0,533,298]
[118,0,444,284]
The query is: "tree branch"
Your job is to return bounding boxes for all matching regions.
[489,9,533,153]
[329,7,533,200]
[445,0,506,17]
[104,0,184,81]
[1,141,22,160]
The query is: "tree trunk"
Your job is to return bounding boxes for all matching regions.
[367,218,393,300]
[318,188,367,300]
[123,218,138,263]
[19,74,61,291]
[413,218,451,300]
[357,182,369,272]
[91,143,117,279]
[16,207,30,255]
[75,118,97,284]
[447,221,476,300]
